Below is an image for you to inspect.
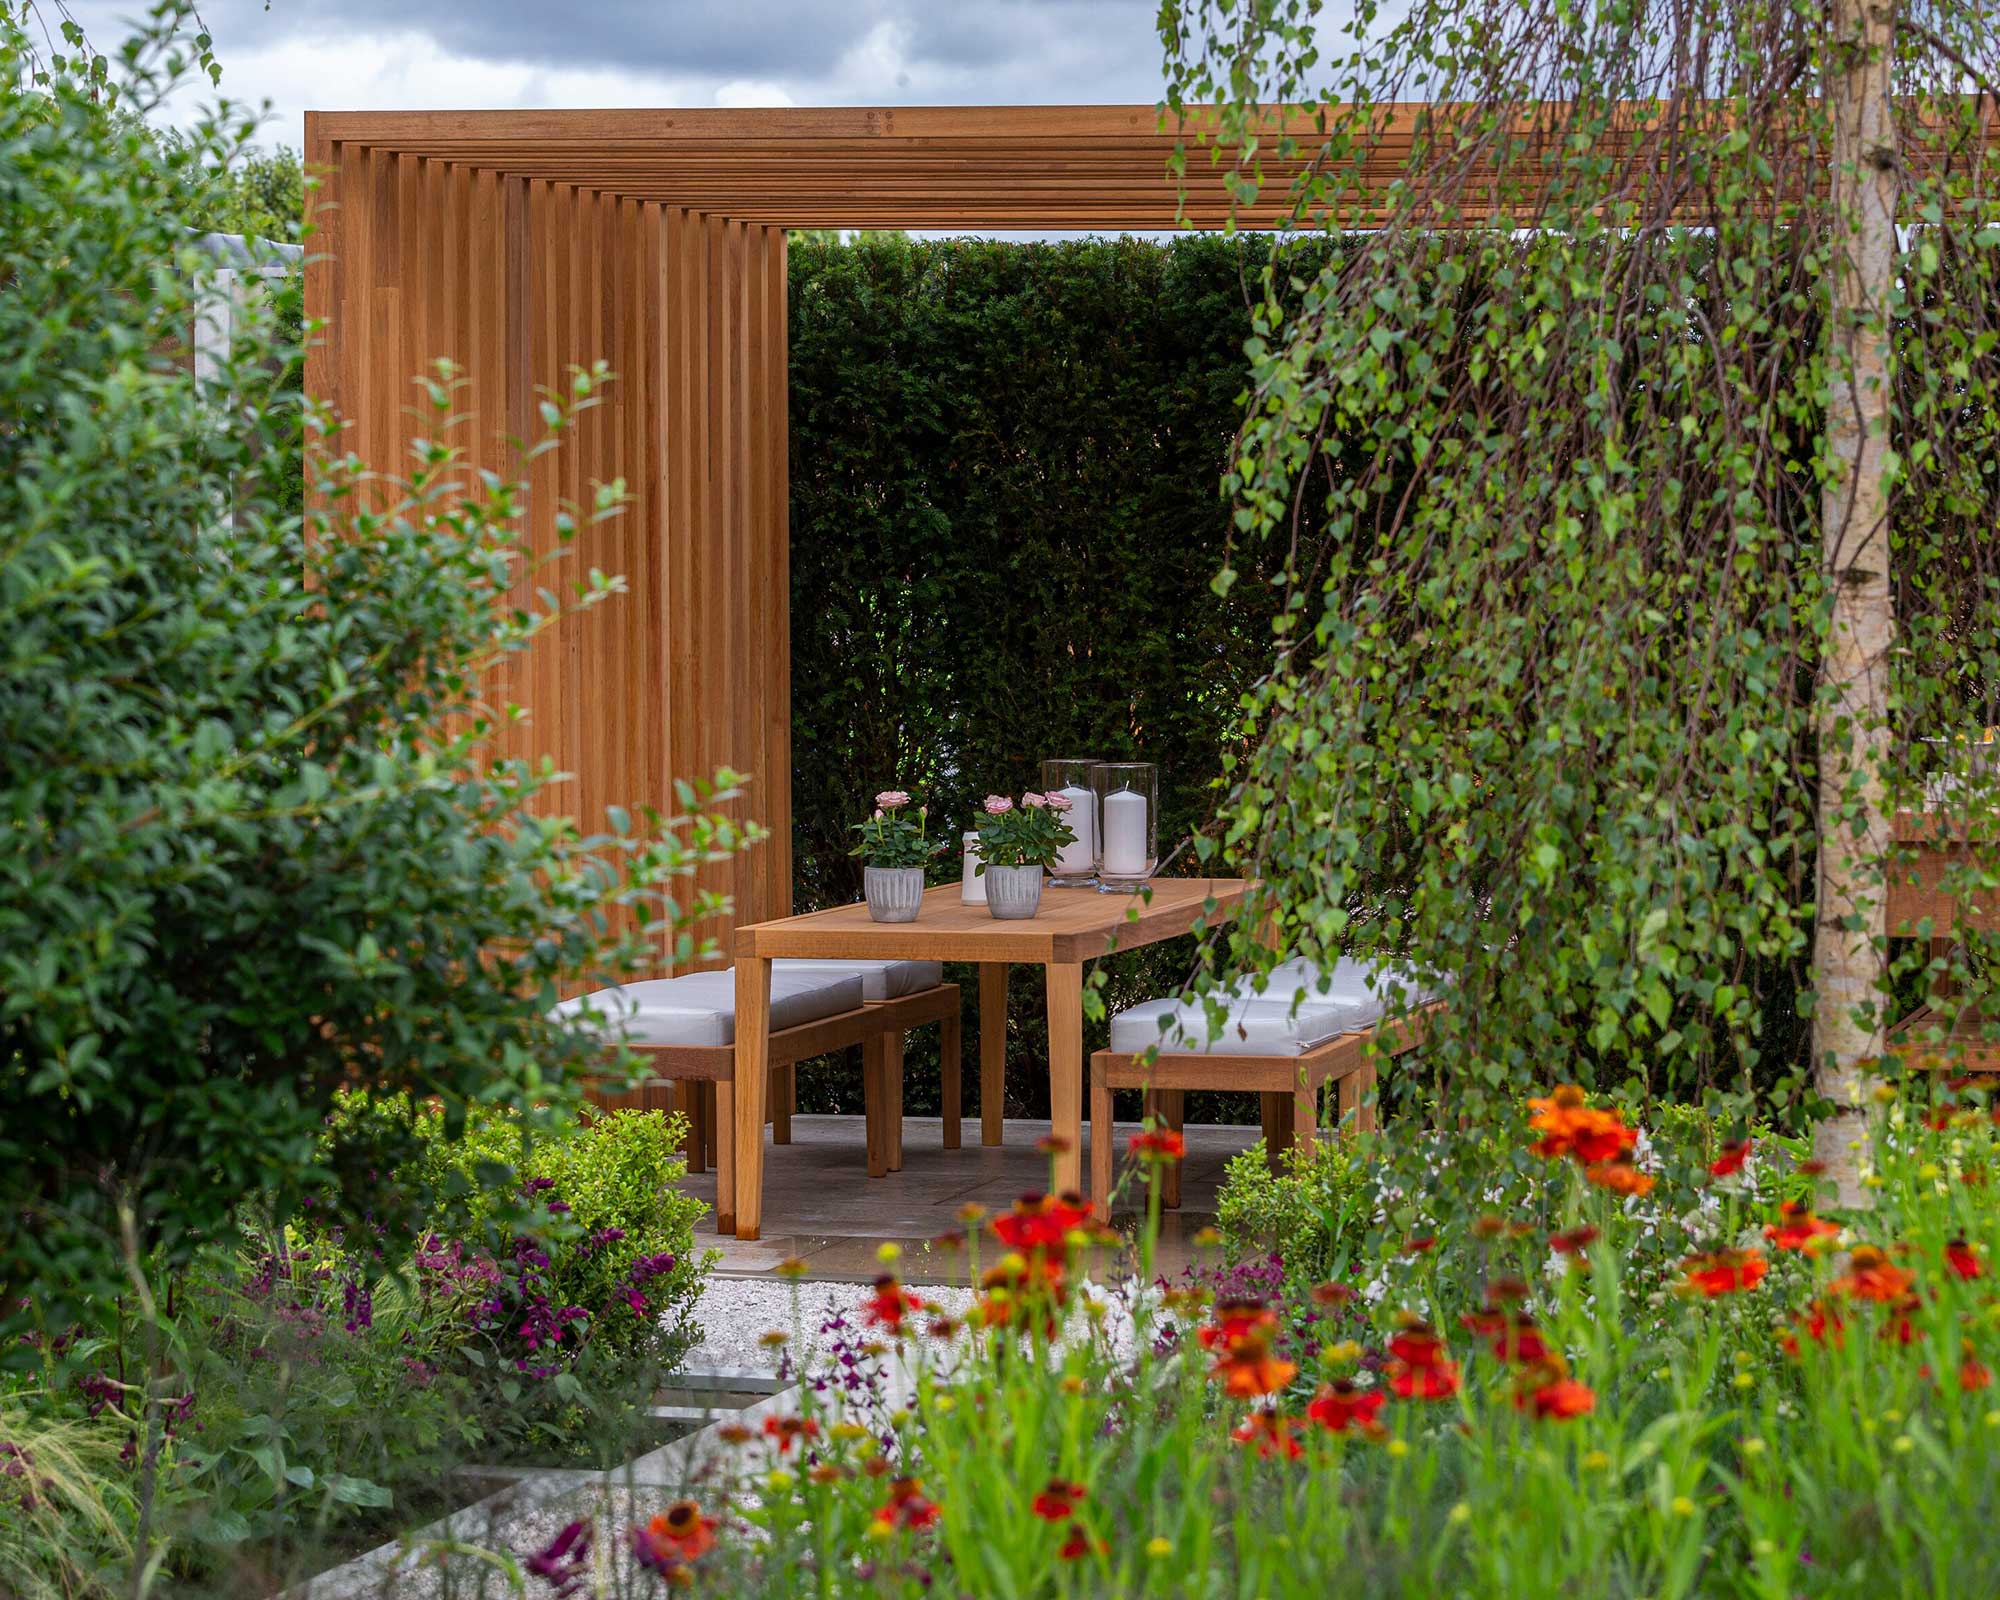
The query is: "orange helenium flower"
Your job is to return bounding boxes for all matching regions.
[1057,1525,1105,1561]
[1679,1248,1769,1297]
[1584,1162,1655,1197]
[642,1499,716,1563]
[1828,1245,1915,1304]
[1198,1301,1298,1398]
[1527,1085,1638,1165]
[1763,1202,1840,1253]
[1550,1225,1601,1256]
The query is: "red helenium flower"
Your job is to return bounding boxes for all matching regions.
[862,1275,926,1335]
[1306,1379,1386,1435]
[1231,1408,1305,1460]
[1946,1238,1984,1281]
[1031,1479,1087,1522]
[1709,1139,1753,1178]
[875,1477,941,1532]
[1678,1248,1769,1297]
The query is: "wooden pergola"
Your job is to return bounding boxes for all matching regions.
[298,104,1557,940]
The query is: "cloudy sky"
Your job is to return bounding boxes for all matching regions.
[60,0,1183,154]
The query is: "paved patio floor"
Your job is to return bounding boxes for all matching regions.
[679,1114,1260,1284]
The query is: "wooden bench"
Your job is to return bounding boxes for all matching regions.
[1088,970,1439,1208]
[579,975,960,1221]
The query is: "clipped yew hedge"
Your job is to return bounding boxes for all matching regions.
[786,232,1332,1119]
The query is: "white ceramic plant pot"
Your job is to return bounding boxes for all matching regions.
[984,863,1044,920]
[864,866,925,923]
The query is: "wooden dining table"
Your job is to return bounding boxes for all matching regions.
[719,877,1251,1240]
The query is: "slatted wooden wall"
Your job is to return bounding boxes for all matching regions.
[304,139,792,967]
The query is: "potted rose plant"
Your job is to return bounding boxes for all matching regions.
[974,792,1077,920]
[850,789,943,922]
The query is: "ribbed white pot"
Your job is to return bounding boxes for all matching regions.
[983,863,1044,920]
[864,866,925,923]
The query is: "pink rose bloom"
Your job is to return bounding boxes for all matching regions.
[1021,791,1047,808]
[875,789,911,810]
[1042,790,1073,811]
[982,794,1014,815]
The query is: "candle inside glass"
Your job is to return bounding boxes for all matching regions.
[1053,784,1095,877]
[1101,788,1149,877]
[960,831,986,903]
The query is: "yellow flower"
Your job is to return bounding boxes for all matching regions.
[1146,1538,1174,1559]
[1323,1339,1364,1365]
[1447,1503,1472,1527]
[1387,1438,1410,1459]
[1741,1437,1766,1457]
[1581,1450,1610,1471]
[1733,1372,1755,1391]
[831,1421,871,1442]
[767,1468,797,1493]
[866,1517,894,1542]
[1893,1435,1915,1455]
[933,1394,956,1415]
[877,1241,904,1265]
[1670,1495,1696,1517]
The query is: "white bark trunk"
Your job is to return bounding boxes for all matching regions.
[1812,0,1899,1205]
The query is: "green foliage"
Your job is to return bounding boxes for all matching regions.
[409,1104,713,1369]
[1153,0,2000,1149]
[0,12,753,1339]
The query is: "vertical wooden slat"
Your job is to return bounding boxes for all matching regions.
[767,227,792,916]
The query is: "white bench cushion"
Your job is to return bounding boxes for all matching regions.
[771,958,944,1003]
[555,968,864,1048]
[1108,959,1431,1057]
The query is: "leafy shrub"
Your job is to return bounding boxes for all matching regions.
[0,6,754,1334]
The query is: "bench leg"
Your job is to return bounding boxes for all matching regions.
[714,1079,736,1234]
[941,1008,962,1151]
[1294,1068,1320,1164]
[1089,1066,1115,1213]
[701,1081,717,1170]
[729,956,771,1241]
[772,1063,792,1146]
[677,1081,704,1174]
[979,962,1007,1147]
[886,1030,905,1172]
[1260,1092,1296,1172]
[863,1034,889,1179]
[1342,1058,1378,1136]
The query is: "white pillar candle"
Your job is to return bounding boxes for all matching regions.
[1053,784,1096,876]
[961,831,987,903]
[1101,788,1149,877]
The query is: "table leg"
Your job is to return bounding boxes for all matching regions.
[1045,962,1084,1196]
[730,956,772,1240]
[940,1007,963,1150]
[979,962,1008,1147]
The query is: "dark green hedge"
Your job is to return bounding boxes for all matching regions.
[786,233,1328,1122]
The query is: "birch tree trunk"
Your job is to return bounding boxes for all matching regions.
[1812,0,1899,1205]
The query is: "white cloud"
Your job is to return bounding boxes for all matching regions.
[713,79,798,109]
